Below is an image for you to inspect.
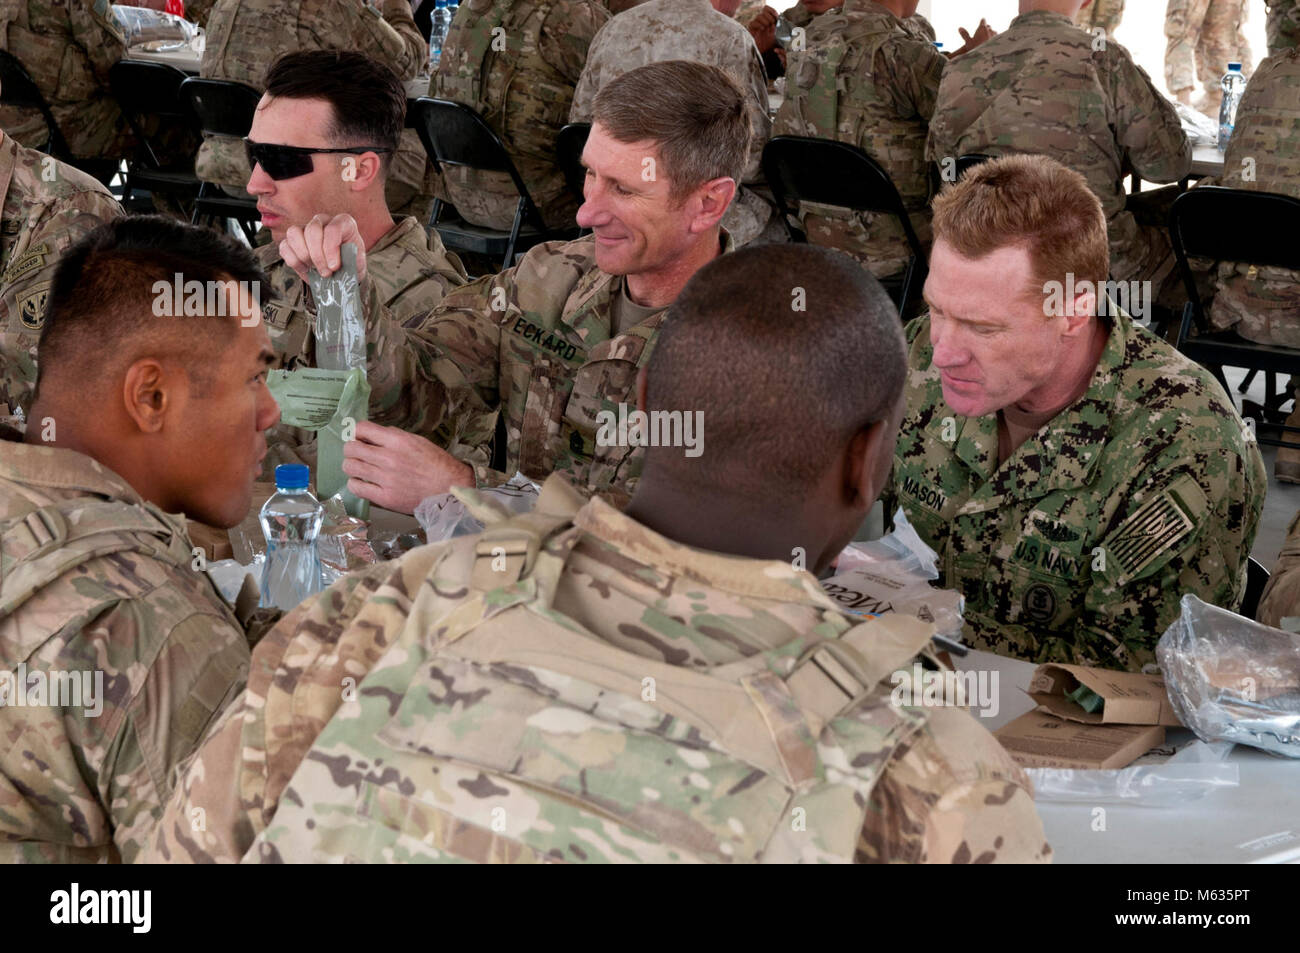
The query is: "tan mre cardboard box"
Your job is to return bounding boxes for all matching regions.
[1027,663,1182,727]
[995,711,1166,770]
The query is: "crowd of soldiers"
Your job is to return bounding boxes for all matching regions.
[0,0,1299,864]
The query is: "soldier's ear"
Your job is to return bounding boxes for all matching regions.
[121,358,169,435]
[689,176,737,233]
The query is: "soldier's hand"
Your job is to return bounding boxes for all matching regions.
[342,421,474,514]
[955,19,996,55]
[280,213,370,284]
[748,7,778,53]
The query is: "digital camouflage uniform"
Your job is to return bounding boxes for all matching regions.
[774,0,944,279]
[255,215,468,466]
[1267,1,1300,53]
[197,0,433,219]
[433,0,609,232]
[883,312,1266,673]
[1165,0,1252,109]
[0,135,121,420]
[412,232,732,505]
[0,0,132,159]
[0,427,253,862]
[145,475,1051,864]
[1209,49,1300,346]
[1075,0,1124,38]
[569,0,771,245]
[927,9,1191,288]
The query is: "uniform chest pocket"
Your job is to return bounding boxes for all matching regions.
[561,359,639,457]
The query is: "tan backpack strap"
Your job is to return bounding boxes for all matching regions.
[457,477,588,590]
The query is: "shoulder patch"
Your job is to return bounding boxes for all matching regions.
[1105,482,1202,579]
[2,243,50,285]
[16,282,51,331]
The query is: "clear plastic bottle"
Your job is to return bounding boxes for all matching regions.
[429,0,451,74]
[258,464,324,610]
[1218,62,1246,150]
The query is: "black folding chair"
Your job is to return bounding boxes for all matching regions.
[409,97,575,268]
[556,122,590,207]
[109,61,202,214]
[179,77,262,242]
[763,135,927,318]
[1168,186,1300,449]
[0,50,119,186]
[1241,556,1270,622]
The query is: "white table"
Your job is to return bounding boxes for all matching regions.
[958,649,1300,864]
[1190,142,1225,178]
[123,38,202,73]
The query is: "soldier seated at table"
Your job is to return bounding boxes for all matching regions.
[0,216,280,862]
[337,61,750,513]
[883,154,1265,673]
[242,51,469,470]
[144,242,1052,865]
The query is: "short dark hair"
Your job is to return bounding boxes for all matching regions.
[593,60,751,199]
[644,244,906,504]
[36,215,268,398]
[263,50,406,169]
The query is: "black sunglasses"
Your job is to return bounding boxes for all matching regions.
[244,139,393,181]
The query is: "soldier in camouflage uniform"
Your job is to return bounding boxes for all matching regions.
[240,53,467,466]
[884,155,1265,673]
[774,0,945,280]
[146,243,1052,865]
[1075,0,1124,37]
[0,217,281,862]
[197,0,433,220]
[928,3,1191,291]
[338,61,750,513]
[0,0,133,159]
[433,0,608,233]
[1165,0,1252,115]
[569,0,772,245]
[1258,507,1300,628]
[1267,1,1300,53]
[0,130,121,421]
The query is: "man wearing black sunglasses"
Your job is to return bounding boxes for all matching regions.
[245,52,468,469]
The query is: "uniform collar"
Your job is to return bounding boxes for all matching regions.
[0,426,148,505]
[846,0,899,21]
[367,215,422,257]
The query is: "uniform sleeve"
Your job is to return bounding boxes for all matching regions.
[337,0,427,80]
[741,40,772,184]
[542,0,610,84]
[882,37,945,120]
[858,707,1051,864]
[70,0,128,84]
[1258,508,1300,628]
[568,25,608,122]
[1110,50,1192,183]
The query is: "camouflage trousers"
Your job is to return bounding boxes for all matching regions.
[439,162,577,234]
[1165,0,1252,100]
[1075,0,1125,37]
[0,98,133,161]
[1267,1,1300,53]
[1209,263,1300,348]
[790,200,931,282]
[1257,506,1300,627]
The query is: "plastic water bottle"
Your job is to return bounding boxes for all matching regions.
[258,464,324,610]
[1218,62,1246,150]
[429,0,451,74]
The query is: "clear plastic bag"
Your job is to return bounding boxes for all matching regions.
[1026,740,1239,806]
[415,473,542,542]
[111,7,197,47]
[1156,593,1300,757]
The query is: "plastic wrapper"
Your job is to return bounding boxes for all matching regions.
[415,473,542,542]
[1156,593,1300,758]
[1025,740,1239,807]
[1176,102,1220,147]
[111,6,198,48]
[819,508,964,639]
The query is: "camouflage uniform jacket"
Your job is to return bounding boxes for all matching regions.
[1268,1,1300,53]
[774,0,944,278]
[926,9,1191,284]
[414,231,734,503]
[256,216,468,456]
[0,135,122,420]
[433,0,608,232]
[883,311,1266,673]
[1209,48,1300,344]
[144,474,1050,864]
[0,427,251,862]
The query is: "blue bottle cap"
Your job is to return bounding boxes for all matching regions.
[274,463,309,490]
[1229,62,1242,70]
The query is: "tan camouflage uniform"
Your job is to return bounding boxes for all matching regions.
[1267,1,1300,53]
[197,0,434,220]
[1075,0,1124,37]
[883,311,1266,673]
[927,9,1191,288]
[569,0,773,245]
[410,232,732,504]
[256,215,468,464]
[0,0,132,159]
[774,0,944,279]
[145,474,1051,864]
[1259,507,1300,627]
[1165,0,1252,111]
[0,134,122,420]
[0,427,253,862]
[185,0,218,28]
[432,0,608,233]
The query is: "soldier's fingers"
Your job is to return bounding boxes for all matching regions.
[340,455,387,485]
[322,215,360,274]
[352,420,403,448]
[303,215,332,275]
[959,27,972,42]
[346,476,393,509]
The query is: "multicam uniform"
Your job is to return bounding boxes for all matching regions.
[774,0,944,279]
[927,9,1191,288]
[1267,1,1300,53]
[883,312,1266,673]
[569,0,772,245]
[0,135,122,420]
[1075,0,1125,37]
[0,428,253,862]
[1165,0,1252,108]
[145,475,1052,864]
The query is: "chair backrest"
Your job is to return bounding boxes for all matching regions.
[1170,186,1300,331]
[956,153,994,178]
[762,135,925,261]
[0,49,70,159]
[1241,556,1270,622]
[178,77,262,139]
[110,61,198,169]
[556,122,590,205]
